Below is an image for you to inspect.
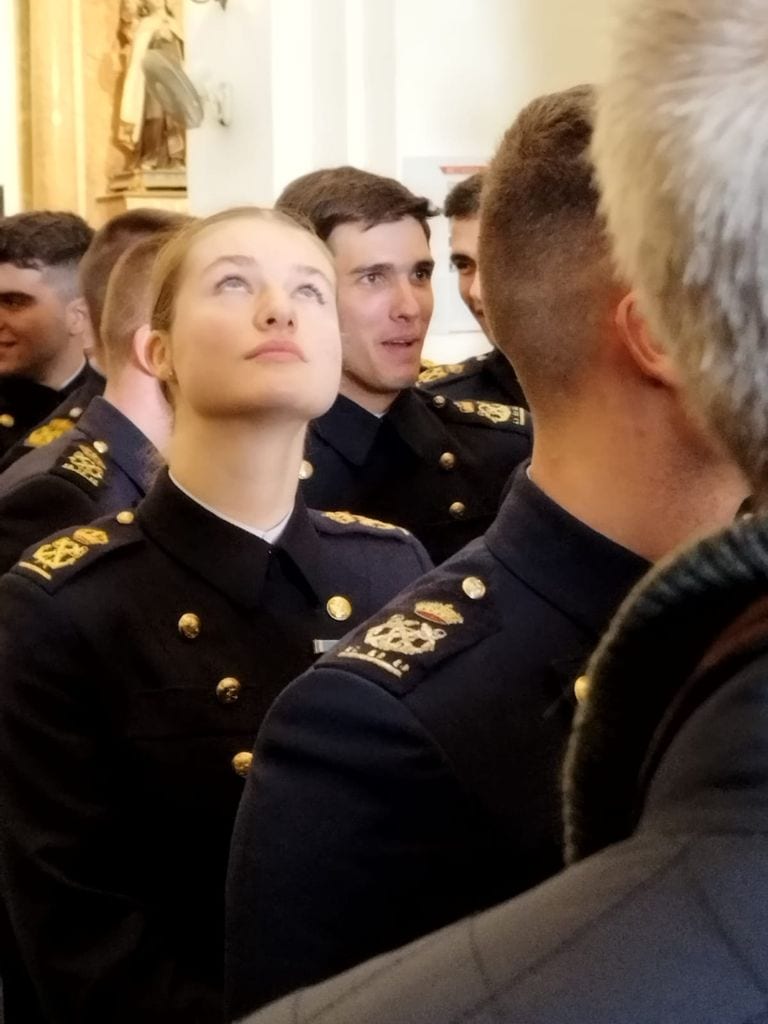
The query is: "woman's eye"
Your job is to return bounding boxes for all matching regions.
[296,283,326,304]
[216,274,250,292]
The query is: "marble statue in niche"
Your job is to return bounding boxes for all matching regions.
[112,0,186,188]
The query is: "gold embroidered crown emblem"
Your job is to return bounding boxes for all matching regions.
[414,601,464,625]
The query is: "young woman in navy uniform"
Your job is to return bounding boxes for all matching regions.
[0,208,431,1024]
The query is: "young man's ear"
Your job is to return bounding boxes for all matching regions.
[65,297,93,346]
[614,291,682,388]
[136,324,175,383]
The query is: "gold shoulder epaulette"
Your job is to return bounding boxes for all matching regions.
[452,400,528,426]
[14,512,140,591]
[25,416,77,448]
[417,362,466,385]
[321,510,410,535]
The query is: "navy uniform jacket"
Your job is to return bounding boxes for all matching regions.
[242,515,768,1024]
[417,349,528,409]
[0,365,105,470]
[0,396,156,574]
[0,362,102,460]
[224,466,649,1017]
[301,388,531,564]
[0,473,431,1024]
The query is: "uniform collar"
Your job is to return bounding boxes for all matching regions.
[486,464,650,634]
[78,397,157,493]
[385,388,451,460]
[136,470,327,610]
[311,395,383,465]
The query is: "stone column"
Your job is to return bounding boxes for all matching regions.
[27,0,83,211]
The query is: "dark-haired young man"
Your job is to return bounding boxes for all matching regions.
[277,166,531,564]
[226,87,747,1019]
[0,211,98,457]
[0,207,186,469]
[0,213,189,575]
[418,172,528,408]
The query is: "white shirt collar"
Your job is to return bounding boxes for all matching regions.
[168,473,292,544]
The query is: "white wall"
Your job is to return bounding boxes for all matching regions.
[185,0,617,359]
[0,0,22,214]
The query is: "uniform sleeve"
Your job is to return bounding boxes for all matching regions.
[225,668,486,1019]
[0,574,220,1024]
[0,476,95,574]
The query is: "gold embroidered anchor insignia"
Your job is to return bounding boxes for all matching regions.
[19,527,111,581]
[62,444,106,486]
[322,511,409,535]
[25,417,75,448]
[338,600,464,678]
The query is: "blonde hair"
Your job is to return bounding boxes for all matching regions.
[150,206,332,335]
[593,0,768,498]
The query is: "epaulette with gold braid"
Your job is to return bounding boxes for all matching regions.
[315,510,411,537]
[12,512,141,593]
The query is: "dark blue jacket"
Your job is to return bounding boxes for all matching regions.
[0,396,156,573]
[242,514,768,1024]
[301,388,531,564]
[0,473,431,1024]
[225,467,648,1017]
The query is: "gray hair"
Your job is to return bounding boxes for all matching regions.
[593,0,768,499]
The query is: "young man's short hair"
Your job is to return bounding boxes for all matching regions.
[276,166,438,242]
[101,231,179,375]
[0,211,94,297]
[480,85,615,409]
[444,173,484,220]
[79,208,190,364]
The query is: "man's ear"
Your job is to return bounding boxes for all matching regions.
[139,324,175,384]
[614,291,682,388]
[65,297,92,344]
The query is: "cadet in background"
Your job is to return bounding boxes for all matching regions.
[0,207,187,469]
[226,86,747,1018]
[277,166,531,564]
[0,211,99,458]
[418,172,528,408]
[0,207,430,1024]
[0,224,187,574]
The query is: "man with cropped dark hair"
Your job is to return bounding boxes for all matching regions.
[0,207,187,469]
[419,171,528,406]
[278,165,531,564]
[0,212,189,575]
[0,211,98,457]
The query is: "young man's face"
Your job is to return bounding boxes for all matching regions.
[0,263,74,383]
[449,214,487,334]
[327,217,434,413]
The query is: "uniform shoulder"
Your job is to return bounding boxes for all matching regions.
[47,439,114,498]
[23,413,79,450]
[430,395,530,433]
[10,509,142,595]
[312,509,414,541]
[316,551,502,695]
[416,358,480,388]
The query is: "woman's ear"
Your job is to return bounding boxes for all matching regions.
[614,292,682,389]
[139,325,176,382]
